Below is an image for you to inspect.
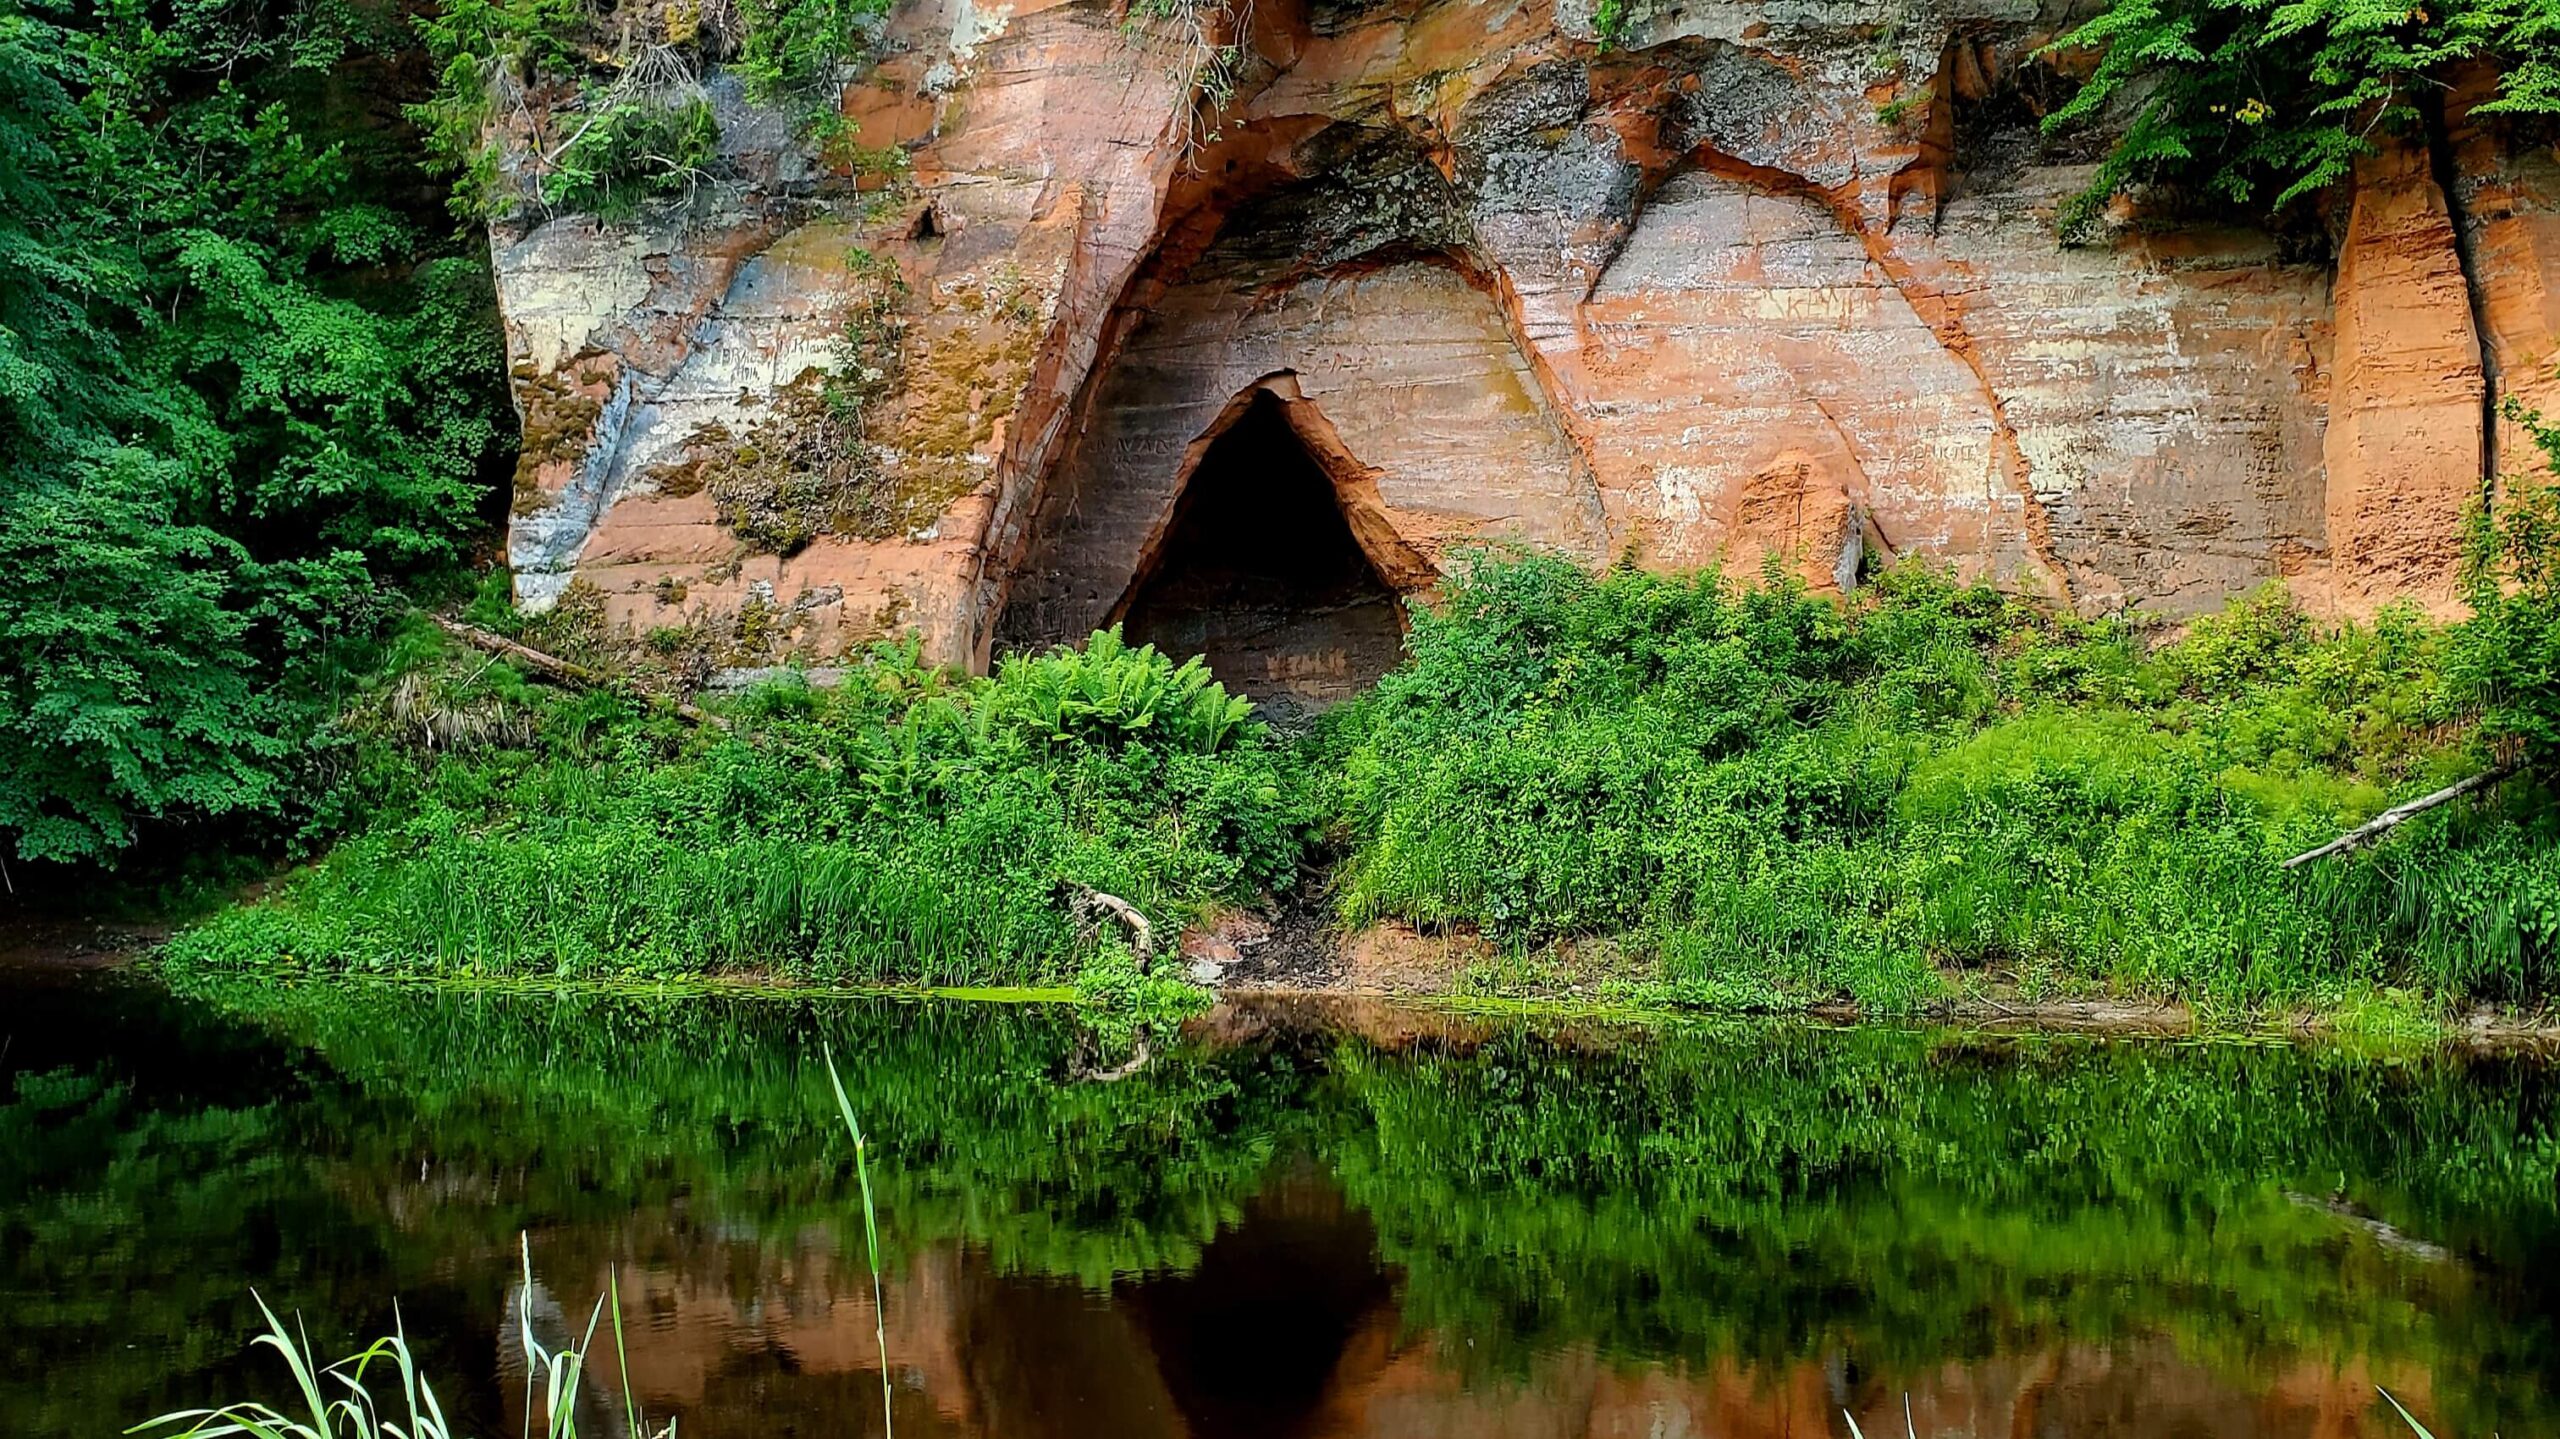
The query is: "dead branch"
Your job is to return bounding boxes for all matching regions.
[1078,1036,1154,1084]
[429,615,730,732]
[2281,763,2520,870]
[1069,886,1155,962]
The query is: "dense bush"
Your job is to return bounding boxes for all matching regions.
[167,628,1307,984]
[1314,548,2556,1011]
[0,0,513,865]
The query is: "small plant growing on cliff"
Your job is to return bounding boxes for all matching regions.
[2038,0,2560,235]
[541,74,722,219]
[1591,0,1629,49]
[692,253,911,553]
[413,0,884,219]
[735,0,890,113]
[1129,0,1251,149]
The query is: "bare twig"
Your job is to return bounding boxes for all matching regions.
[2281,763,2520,870]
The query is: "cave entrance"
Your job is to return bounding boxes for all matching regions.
[1114,389,1413,717]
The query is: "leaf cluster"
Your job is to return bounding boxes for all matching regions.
[2041,0,2560,233]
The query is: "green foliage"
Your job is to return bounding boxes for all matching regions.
[413,0,886,218]
[734,0,885,109]
[1318,551,2553,1008]
[0,0,513,863]
[166,629,1306,986]
[1591,0,1627,48]
[2454,449,2560,763]
[2040,0,2560,231]
[538,92,719,219]
[175,549,2558,1010]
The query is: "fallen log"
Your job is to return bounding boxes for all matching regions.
[2281,763,2520,870]
[428,615,730,732]
[1069,886,1155,962]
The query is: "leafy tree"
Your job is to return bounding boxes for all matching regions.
[2041,0,2560,232]
[0,0,511,864]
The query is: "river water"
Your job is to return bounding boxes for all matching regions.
[5,967,2557,1439]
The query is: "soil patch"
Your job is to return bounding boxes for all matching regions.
[0,916,164,975]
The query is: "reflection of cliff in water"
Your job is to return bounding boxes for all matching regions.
[537,1193,2452,1439]
[13,977,2560,1439]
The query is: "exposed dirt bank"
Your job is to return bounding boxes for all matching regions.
[1204,916,2560,1048]
[0,917,166,975]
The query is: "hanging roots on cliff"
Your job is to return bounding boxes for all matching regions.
[1129,0,1254,153]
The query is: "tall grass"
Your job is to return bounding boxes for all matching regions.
[824,1047,892,1438]
[167,630,1303,988]
[1311,553,2556,1010]
[130,1056,897,1439]
[128,1242,670,1439]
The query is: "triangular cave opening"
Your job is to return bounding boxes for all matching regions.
[1118,392,1405,716]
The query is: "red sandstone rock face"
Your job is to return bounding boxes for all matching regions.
[2321,144,2487,615]
[492,0,2560,687]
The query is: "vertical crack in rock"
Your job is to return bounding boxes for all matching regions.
[1461,254,1618,556]
[1624,135,2073,602]
[2424,89,2503,508]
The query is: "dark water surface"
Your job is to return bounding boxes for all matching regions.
[6,968,2560,1439]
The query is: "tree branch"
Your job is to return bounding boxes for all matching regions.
[429,615,730,732]
[1069,886,1154,962]
[2280,763,2520,870]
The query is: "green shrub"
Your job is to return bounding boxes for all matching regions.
[539,94,721,219]
[168,630,1307,987]
[1318,550,2553,1009]
[2452,466,2560,766]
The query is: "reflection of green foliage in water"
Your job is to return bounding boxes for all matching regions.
[8,980,2560,1437]
[1327,1025,2560,1433]
[0,988,442,1439]
[178,977,1303,1287]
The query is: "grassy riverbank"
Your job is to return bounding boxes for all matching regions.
[1312,553,2552,1015]
[166,480,2560,1019]
[167,624,1305,988]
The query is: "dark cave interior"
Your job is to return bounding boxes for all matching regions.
[1119,393,1405,715]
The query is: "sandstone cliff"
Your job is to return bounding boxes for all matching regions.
[492,0,2560,703]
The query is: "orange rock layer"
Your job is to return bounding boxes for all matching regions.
[494,0,2558,680]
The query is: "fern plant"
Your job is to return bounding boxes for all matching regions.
[2041,0,2560,234]
[985,629,1257,755]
